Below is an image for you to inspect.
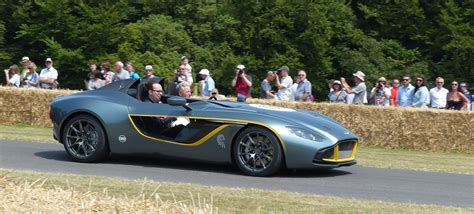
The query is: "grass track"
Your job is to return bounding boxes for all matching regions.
[1,124,473,175]
[1,170,472,213]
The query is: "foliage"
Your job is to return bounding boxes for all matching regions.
[0,0,472,99]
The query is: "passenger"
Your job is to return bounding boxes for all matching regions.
[178,81,192,99]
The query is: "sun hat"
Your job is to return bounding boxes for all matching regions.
[236,64,245,70]
[352,71,365,81]
[333,80,342,85]
[378,77,387,82]
[199,69,210,76]
[21,56,30,63]
[278,66,290,71]
[45,58,53,62]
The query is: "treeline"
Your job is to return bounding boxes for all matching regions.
[0,0,472,99]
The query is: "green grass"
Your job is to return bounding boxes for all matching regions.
[1,169,471,213]
[1,124,473,175]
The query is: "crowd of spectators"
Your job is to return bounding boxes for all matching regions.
[3,55,473,111]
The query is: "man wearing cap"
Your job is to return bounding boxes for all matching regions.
[369,77,391,107]
[39,58,59,89]
[142,65,155,81]
[232,64,252,98]
[460,82,472,110]
[429,77,449,109]
[20,56,31,79]
[396,75,415,107]
[112,61,130,82]
[198,69,215,97]
[341,71,367,105]
[275,66,293,101]
[260,71,276,99]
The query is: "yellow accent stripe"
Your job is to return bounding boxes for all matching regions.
[322,141,358,163]
[128,114,287,152]
[128,114,231,147]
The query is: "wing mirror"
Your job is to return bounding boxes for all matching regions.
[167,96,192,111]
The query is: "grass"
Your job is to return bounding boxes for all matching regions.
[1,169,472,213]
[1,124,473,175]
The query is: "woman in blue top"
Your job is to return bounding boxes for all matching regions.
[412,75,430,108]
[328,80,347,103]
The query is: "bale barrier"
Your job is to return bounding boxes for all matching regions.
[1,87,472,152]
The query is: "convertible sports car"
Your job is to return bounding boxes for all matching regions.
[50,79,358,176]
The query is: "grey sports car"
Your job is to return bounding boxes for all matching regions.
[51,79,358,176]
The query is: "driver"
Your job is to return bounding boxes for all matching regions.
[145,79,164,103]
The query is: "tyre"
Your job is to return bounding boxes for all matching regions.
[62,114,109,162]
[233,126,283,176]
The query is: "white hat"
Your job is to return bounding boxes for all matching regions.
[21,56,30,62]
[145,65,153,70]
[236,64,245,70]
[333,80,342,85]
[352,71,365,81]
[46,58,52,62]
[199,69,210,76]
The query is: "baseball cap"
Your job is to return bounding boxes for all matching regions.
[199,69,210,76]
[145,65,153,70]
[181,56,187,60]
[278,66,289,71]
[21,56,30,62]
[45,58,52,62]
[378,77,387,82]
[236,64,245,70]
[460,82,467,87]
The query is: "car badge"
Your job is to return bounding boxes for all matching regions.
[217,134,226,149]
[118,135,127,143]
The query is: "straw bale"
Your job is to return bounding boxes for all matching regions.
[1,87,472,152]
[0,175,215,213]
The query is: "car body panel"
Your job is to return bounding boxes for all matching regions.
[51,79,358,169]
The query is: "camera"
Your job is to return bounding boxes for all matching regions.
[237,69,244,76]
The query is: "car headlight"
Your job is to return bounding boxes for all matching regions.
[287,127,327,142]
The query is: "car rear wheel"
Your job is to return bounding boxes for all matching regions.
[62,114,109,162]
[233,126,283,176]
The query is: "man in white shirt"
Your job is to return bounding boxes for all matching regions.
[39,58,58,89]
[275,66,293,101]
[429,77,449,109]
[112,61,130,82]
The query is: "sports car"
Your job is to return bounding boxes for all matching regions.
[50,79,358,176]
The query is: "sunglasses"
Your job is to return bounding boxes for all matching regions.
[436,82,444,84]
[151,89,163,93]
[403,79,410,81]
[452,84,458,86]
[416,79,423,82]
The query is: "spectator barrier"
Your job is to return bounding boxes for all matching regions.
[1,87,472,153]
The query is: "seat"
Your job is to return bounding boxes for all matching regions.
[136,83,148,101]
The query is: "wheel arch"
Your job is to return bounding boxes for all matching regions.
[59,110,109,150]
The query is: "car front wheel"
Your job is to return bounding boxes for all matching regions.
[233,126,283,176]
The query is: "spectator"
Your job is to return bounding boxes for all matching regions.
[341,71,366,105]
[275,66,292,101]
[429,77,449,109]
[112,61,130,82]
[4,65,21,87]
[141,65,155,81]
[208,88,225,100]
[289,76,300,101]
[170,64,193,95]
[145,79,164,103]
[23,62,39,89]
[396,75,415,107]
[412,75,430,108]
[178,81,192,99]
[260,71,276,99]
[232,64,253,99]
[20,56,31,79]
[369,77,391,107]
[87,71,105,90]
[389,79,400,106]
[446,81,470,110]
[294,70,312,102]
[101,61,114,85]
[199,69,215,97]
[39,58,59,89]
[126,62,140,79]
[328,80,347,103]
[84,63,101,89]
[181,56,192,74]
[459,83,472,110]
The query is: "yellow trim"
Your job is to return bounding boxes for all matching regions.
[322,141,357,163]
[128,114,287,152]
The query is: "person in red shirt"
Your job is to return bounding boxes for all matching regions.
[231,64,253,99]
[390,79,400,106]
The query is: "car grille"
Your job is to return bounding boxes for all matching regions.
[314,140,357,163]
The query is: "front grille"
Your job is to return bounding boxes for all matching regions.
[314,140,357,163]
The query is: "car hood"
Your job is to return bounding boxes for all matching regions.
[204,101,357,142]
